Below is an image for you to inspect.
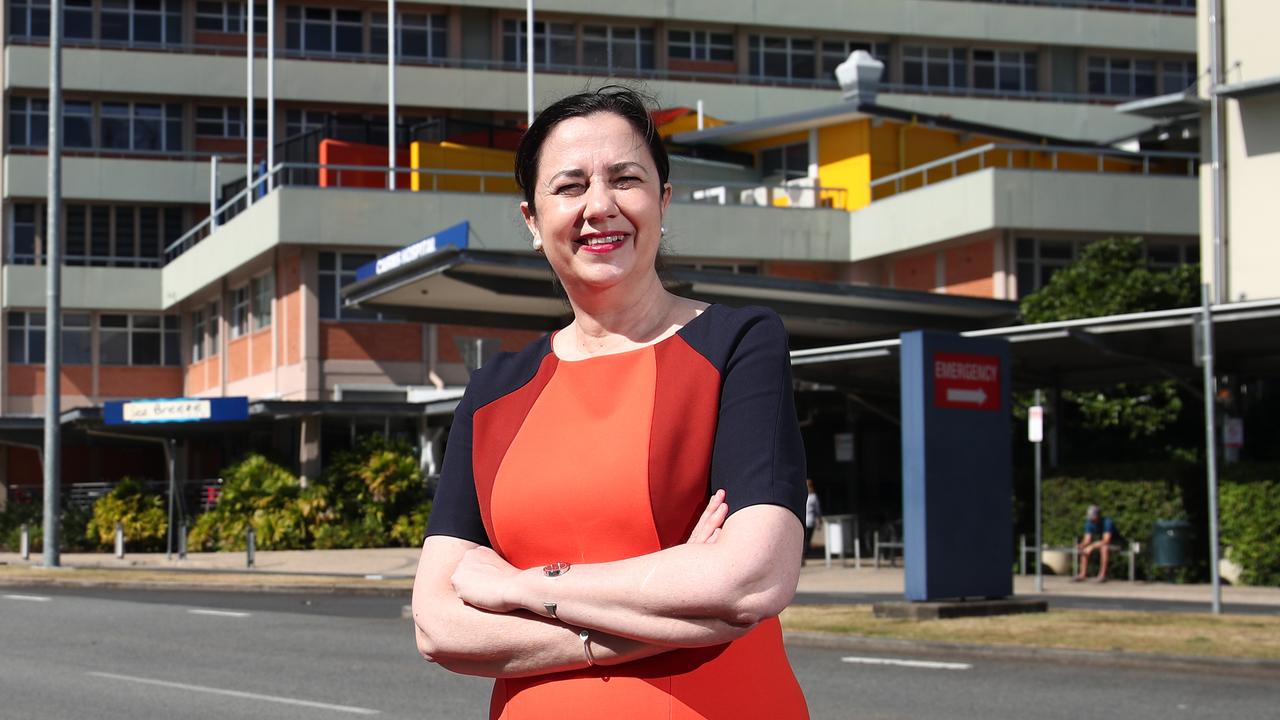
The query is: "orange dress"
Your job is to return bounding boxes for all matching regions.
[426,305,809,719]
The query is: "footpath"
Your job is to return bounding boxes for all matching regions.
[3,548,1278,676]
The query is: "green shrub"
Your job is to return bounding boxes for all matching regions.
[308,435,430,549]
[0,502,41,552]
[85,478,167,551]
[187,453,306,552]
[1219,463,1280,586]
[1040,463,1189,580]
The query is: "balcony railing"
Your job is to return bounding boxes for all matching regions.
[935,0,1194,14]
[869,143,1198,201]
[6,36,1165,107]
[163,162,847,264]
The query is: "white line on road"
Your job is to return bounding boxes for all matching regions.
[842,656,972,671]
[87,672,380,715]
[187,608,252,618]
[3,594,51,602]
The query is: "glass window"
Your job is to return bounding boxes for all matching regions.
[668,29,735,63]
[583,25,655,73]
[251,273,274,330]
[207,301,220,356]
[820,39,890,81]
[63,313,92,365]
[903,45,968,90]
[6,312,46,364]
[230,287,250,338]
[196,1,265,33]
[502,19,576,68]
[287,6,363,56]
[1088,56,1163,98]
[9,203,40,265]
[372,12,448,60]
[760,141,809,181]
[1161,59,1196,94]
[318,251,380,320]
[973,49,1037,93]
[191,309,206,362]
[99,314,130,365]
[8,96,49,148]
[66,0,93,40]
[749,34,818,82]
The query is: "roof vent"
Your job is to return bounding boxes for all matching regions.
[836,50,885,104]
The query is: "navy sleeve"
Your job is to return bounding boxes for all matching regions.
[708,309,807,524]
[423,379,491,546]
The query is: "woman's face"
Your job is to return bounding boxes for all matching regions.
[521,112,671,298]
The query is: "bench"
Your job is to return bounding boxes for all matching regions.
[873,531,903,569]
[1019,534,1141,582]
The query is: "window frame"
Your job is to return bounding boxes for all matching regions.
[902,45,969,91]
[667,28,735,63]
[748,34,818,82]
[230,286,250,338]
[318,251,384,321]
[251,272,274,331]
[371,11,448,60]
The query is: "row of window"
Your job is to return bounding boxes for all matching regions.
[10,0,182,46]
[10,97,182,152]
[187,273,272,360]
[7,311,180,366]
[9,203,185,267]
[1014,237,1199,298]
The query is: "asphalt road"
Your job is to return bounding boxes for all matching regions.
[1,587,1276,720]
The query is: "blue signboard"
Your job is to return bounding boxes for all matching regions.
[900,331,1012,601]
[103,397,249,425]
[355,220,470,281]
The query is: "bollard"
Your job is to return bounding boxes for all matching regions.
[245,526,256,568]
[20,523,30,560]
[178,519,187,560]
[114,522,125,559]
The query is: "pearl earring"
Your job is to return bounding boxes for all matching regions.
[531,236,543,251]
[661,226,667,237]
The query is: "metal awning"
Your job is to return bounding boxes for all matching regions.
[790,298,1280,395]
[1216,74,1280,100]
[1115,90,1208,119]
[341,247,1020,343]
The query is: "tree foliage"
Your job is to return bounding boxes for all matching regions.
[1019,237,1200,439]
[86,478,167,551]
[308,434,430,549]
[187,453,307,551]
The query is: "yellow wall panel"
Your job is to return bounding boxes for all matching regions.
[409,141,518,194]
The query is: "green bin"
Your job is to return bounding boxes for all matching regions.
[1150,519,1191,567]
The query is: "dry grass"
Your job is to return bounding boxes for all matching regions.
[780,604,1280,660]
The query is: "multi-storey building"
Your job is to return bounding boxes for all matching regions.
[0,0,1199,509]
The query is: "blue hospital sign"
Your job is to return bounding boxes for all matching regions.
[900,331,1012,601]
[356,220,470,281]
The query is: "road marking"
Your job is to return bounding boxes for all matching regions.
[87,672,380,715]
[187,608,252,618]
[3,594,51,602]
[842,656,972,671]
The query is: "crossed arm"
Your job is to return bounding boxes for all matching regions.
[411,491,803,679]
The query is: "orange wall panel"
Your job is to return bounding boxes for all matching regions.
[250,330,273,376]
[320,139,411,189]
[943,240,997,299]
[227,336,250,382]
[435,325,542,364]
[892,253,936,292]
[185,358,208,395]
[322,322,423,363]
[6,364,93,396]
[98,367,184,398]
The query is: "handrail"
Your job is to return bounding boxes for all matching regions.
[870,142,1199,195]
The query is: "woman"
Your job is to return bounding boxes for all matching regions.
[411,87,810,719]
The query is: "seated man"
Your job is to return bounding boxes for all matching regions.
[1075,505,1119,582]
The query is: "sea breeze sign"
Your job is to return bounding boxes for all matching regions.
[356,220,470,281]
[103,397,249,425]
[933,352,1001,411]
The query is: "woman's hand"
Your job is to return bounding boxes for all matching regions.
[451,545,525,613]
[686,489,728,544]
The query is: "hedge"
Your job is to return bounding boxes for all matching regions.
[1218,463,1280,586]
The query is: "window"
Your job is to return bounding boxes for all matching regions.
[99,314,180,366]
[820,39,890,81]
[58,204,181,267]
[230,287,250,338]
[9,204,39,264]
[903,46,968,90]
[6,312,45,364]
[100,0,183,46]
[1015,238,1084,298]
[7,312,94,365]
[749,35,816,81]
[284,109,383,143]
[286,6,363,55]
[99,102,183,152]
[207,301,220,355]
[195,105,267,138]
[191,308,206,362]
[1087,56,1157,97]
[501,19,576,68]
[318,251,381,320]
[583,25,655,72]
[760,142,810,181]
[371,12,448,60]
[251,273,273,330]
[973,49,1037,93]
[1161,59,1196,94]
[9,97,94,149]
[668,29,734,63]
[10,0,93,40]
[195,1,265,33]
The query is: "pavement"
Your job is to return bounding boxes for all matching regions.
[3,547,1279,611]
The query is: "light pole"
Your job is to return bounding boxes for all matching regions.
[43,0,65,568]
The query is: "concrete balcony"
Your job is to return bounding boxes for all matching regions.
[2,264,163,310]
[849,167,1198,261]
[3,153,213,204]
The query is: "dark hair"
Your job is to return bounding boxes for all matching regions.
[514,86,671,214]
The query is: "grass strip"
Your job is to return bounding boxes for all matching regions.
[780,605,1280,660]
[0,566,412,590]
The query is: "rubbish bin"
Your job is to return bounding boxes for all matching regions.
[1150,519,1191,567]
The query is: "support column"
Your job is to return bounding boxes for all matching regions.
[417,417,443,480]
[299,414,321,488]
